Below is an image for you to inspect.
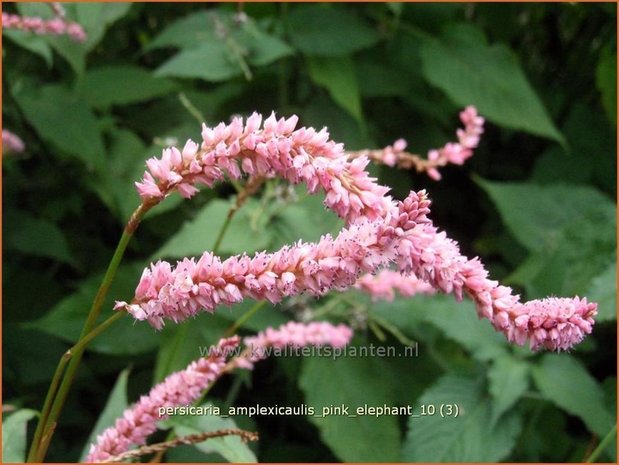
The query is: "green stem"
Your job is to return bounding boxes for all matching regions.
[586,424,617,463]
[29,203,151,462]
[224,301,266,337]
[178,92,205,124]
[212,208,236,254]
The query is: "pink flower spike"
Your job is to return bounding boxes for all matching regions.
[240,321,354,368]
[118,192,430,329]
[2,11,86,42]
[347,106,484,180]
[86,337,240,462]
[355,270,436,301]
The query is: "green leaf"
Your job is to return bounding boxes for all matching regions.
[12,84,106,172]
[155,42,243,82]
[5,210,75,266]
[419,24,565,145]
[146,11,220,50]
[73,3,132,51]
[299,355,400,461]
[237,23,293,67]
[413,295,508,361]
[357,60,412,98]
[153,198,272,260]
[478,179,616,296]
[90,128,148,222]
[488,356,530,425]
[308,57,362,122]
[167,404,257,462]
[402,375,521,461]
[76,66,179,109]
[153,313,229,383]
[25,263,160,355]
[532,354,615,438]
[79,370,130,461]
[596,48,617,126]
[3,29,53,66]
[271,189,344,248]
[150,10,291,82]
[286,5,380,56]
[586,263,617,322]
[2,409,38,463]
[477,180,616,251]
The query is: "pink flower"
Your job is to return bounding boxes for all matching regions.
[135,112,391,224]
[393,221,597,351]
[86,337,240,462]
[238,321,354,368]
[116,191,431,330]
[2,11,86,42]
[2,129,25,154]
[355,270,435,301]
[348,105,484,180]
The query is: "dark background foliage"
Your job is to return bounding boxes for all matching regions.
[3,2,616,462]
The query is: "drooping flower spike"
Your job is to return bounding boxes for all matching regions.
[86,336,240,463]
[236,320,354,369]
[355,269,436,301]
[136,112,391,223]
[347,106,484,180]
[87,322,354,462]
[122,111,597,351]
[116,191,431,330]
[2,11,86,42]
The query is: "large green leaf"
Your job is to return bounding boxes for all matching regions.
[402,375,521,461]
[3,29,53,65]
[478,180,615,249]
[151,10,291,82]
[153,313,230,383]
[79,370,130,461]
[308,57,362,122]
[76,66,179,109]
[155,42,243,82]
[235,21,293,67]
[2,409,38,463]
[270,189,344,248]
[419,24,564,145]
[478,179,616,297]
[12,84,106,172]
[286,5,380,56]
[586,263,617,322]
[90,128,148,222]
[411,295,508,361]
[532,354,615,439]
[299,355,401,462]
[25,263,160,355]
[167,404,257,463]
[146,10,220,50]
[488,355,530,425]
[153,198,272,259]
[5,210,75,266]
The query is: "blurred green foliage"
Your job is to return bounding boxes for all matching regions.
[3,3,616,462]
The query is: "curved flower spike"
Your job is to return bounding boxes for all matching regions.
[125,111,597,352]
[86,337,240,462]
